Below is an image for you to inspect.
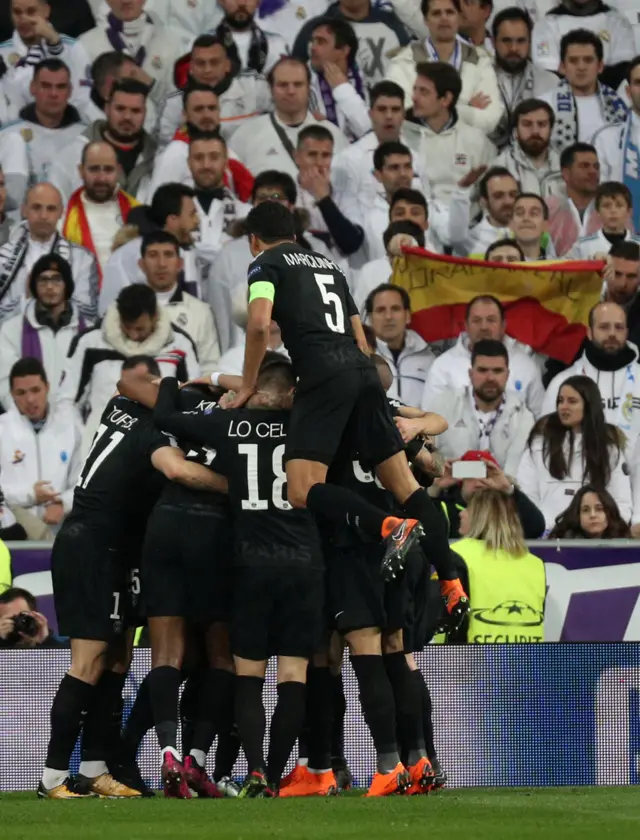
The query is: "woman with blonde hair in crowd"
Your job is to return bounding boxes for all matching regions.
[517,375,632,533]
[448,489,546,644]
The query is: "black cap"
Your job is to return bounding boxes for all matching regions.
[29,254,74,300]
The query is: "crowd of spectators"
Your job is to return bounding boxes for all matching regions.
[1,0,640,554]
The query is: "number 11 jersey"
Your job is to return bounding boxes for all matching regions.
[248,243,370,387]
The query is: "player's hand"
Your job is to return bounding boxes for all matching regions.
[43,501,65,525]
[434,459,458,489]
[458,166,487,189]
[387,233,419,257]
[34,480,59,505]
[322,61,348,89]
[468,91,491,110]
[31,15,60,45]
[180,375,212,389]
[224,385,255,409]
[475,461,512,493]
[394,416,423,443]
[357,337,371,357]
[298,166,331,202]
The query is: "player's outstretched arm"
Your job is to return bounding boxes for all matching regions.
[228,296,273,409]
[151,447,229,494]
[395,407,449,435]
[350,314,372,357]
[153,377,227,447]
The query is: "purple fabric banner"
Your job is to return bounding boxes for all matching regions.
[8,543,640,641]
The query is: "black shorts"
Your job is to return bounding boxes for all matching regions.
[401,545,430,653]
[329,542,408,635]
[285,365,404,467]
[230,564,323,661]
[52,520,135,642]
[141,504,232,622]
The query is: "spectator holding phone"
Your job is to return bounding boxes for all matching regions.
[549,486,631,540]
[517,376,632,533]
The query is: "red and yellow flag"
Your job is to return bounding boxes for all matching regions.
[392,249,605,364]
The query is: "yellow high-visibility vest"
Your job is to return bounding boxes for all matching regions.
[0,539,11,593]
[451,538,545,643]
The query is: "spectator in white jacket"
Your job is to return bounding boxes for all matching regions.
[58,283,200,455]
[493,98,565,198]
[0,356,83,539]
[565,181,640,260]
[385,0,504,135]
[429,338,535,476]
[212,0,288,76]
[401,61,496,203]
[422,294,545,416]
[307,17,372,142]
[364,283,435,406]
[542,301,640,449]
[0,254,88,409]
[449,165,519,256]
[517,374,632,531]
[139,230,219,374]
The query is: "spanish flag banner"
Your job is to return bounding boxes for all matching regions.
[392,248,605,364]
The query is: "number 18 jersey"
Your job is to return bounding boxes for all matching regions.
[248,242,370,387]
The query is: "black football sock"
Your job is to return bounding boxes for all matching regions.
[80,670,127,775]
[149,665,182,754]
[306,483,388,538]
[330,672,346,762]
[119,671,154,763]
[350,655,399,774]
[267,681,307,788]
[180,671,203,757]
[235,675,266,773]
[305,666,333,771]
[106,692,125,769]
[45,674,95,774]
[418,674,437,761]
[403,489,457,580]
[214,727,241,782]
[191,668,235,760]
[383,653,426,767]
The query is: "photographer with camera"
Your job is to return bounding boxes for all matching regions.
[0,586,54,648]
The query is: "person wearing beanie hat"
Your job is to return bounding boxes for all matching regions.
[0,253,88,408]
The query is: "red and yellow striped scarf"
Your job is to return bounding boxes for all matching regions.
[63,188,139,286]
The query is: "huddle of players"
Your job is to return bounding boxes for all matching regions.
[38,201,469,799]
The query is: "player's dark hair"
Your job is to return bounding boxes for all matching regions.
[514,192,549,220]
[312,17,359,63]
[267,56,311,86]
[608,240,640,262]
[478,167,519,200]
[256,359,295,393]
[465,294,505,322]
[9,357,48,388]
[183,82,218,108]
[560,28,603,63]
[0,587,37,611]
[512,97,555,131]
[389,188,428,217]
[492,6,533,40]
[32,58,69,80]
[383,220,425,251]
[627,55,640,83]
[140,230,181,256]
[485,238,524,261]
[90,51,126,90]
[373,141,411,172]
[370,80,405,106]
[252,171,297,205]
[594,181,633,210]
[121,354,162,377]
[149,183,196,228]
[116,284,158,323]
[421,0,461,15]
[297,124,334,148]
[245,201,296,243]
[560,141,597,170]
[471,338,509,366]
[414,62,462,108]
[108,78,150,101]
[365,283,411,315]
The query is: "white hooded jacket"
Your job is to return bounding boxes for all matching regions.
[375,329,435,408]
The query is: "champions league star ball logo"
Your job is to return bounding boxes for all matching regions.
[472,600,543,628]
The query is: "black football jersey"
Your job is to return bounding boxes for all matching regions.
[70,396,172,540]
[154,379,322,568]
[247,242,369,386]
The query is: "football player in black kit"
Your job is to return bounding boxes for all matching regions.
[153,358,323,799]
[228,202,468,638]
[38,379,225,799]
